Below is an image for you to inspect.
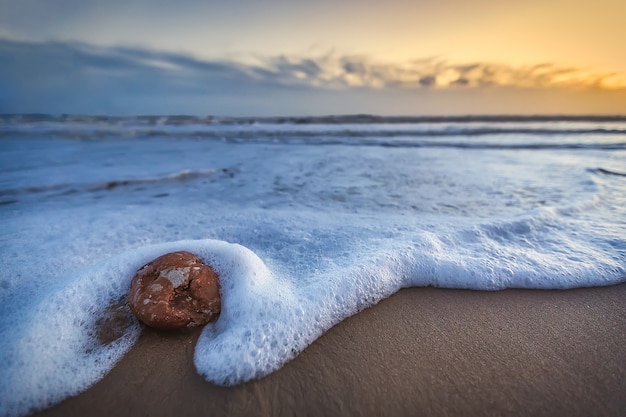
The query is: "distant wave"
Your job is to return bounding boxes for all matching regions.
[0,169,223,197]
[2,114,625,150]
[373,140,626,150]
[1,127,626,143]
[1,129,624,150]
[591,168,626,177]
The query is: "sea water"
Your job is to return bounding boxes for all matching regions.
[1,115,625,416]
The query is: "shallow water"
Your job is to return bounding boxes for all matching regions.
[1,115,625,416]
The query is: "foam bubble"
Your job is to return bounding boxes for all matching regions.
[0,240,270,417]
[195,210,625,386]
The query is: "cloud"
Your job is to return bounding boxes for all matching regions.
[0,38,624,115]
[257,54,626,91]
[0,39,286,114]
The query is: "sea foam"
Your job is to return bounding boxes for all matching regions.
[2,206,623,417]
[0,240,270,416]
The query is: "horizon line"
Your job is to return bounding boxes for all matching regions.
[2,113,626,122]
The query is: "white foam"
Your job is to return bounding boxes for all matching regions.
[1,209,624,416]
[194,209,625,386]
[0,240,271,416]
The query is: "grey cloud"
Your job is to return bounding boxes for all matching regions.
[341,58,367,75]
[0,39,289,114]
[419,76,437,87]
[1,38,624,115]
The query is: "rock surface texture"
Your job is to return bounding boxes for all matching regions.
[129,251,221,330]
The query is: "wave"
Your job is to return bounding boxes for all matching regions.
[592,168,626,177]
[2,128,626,150]
[2,114,625,148]
[3,201,624,415]
[0,169,222,197]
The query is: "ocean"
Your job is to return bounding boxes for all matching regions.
[1,114,625,416]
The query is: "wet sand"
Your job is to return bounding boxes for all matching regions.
[36,284,626,417]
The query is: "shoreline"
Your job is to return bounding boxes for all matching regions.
[35,284,626,417]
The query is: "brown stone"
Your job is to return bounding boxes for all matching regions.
[129,251,221,330]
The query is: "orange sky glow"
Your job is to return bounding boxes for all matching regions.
[0,0,624,115]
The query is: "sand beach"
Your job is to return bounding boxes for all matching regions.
[35,284,626,417]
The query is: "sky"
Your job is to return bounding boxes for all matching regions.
[1,0,625,115]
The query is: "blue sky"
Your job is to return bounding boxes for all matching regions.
[1,0,625,115]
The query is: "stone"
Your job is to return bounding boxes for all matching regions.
[129,251,221,330]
